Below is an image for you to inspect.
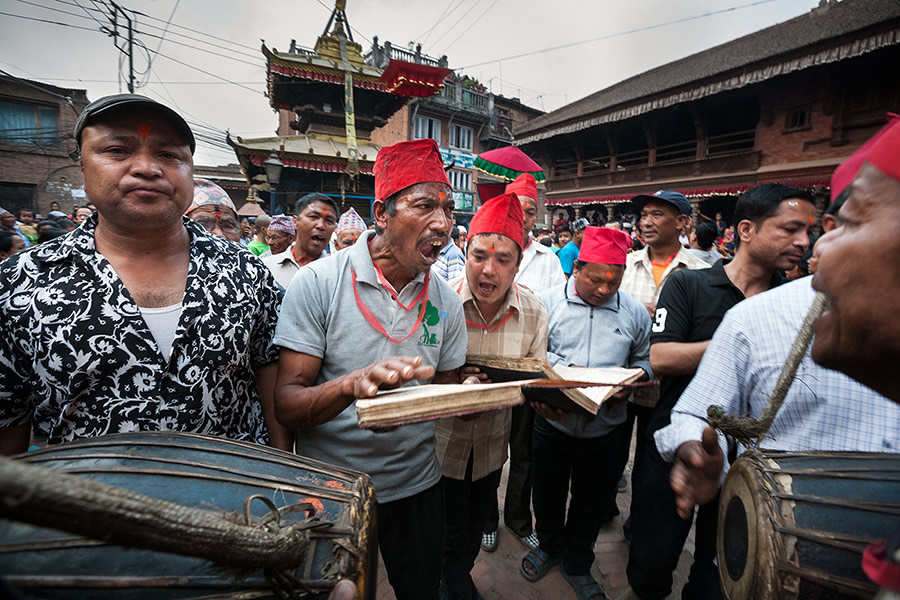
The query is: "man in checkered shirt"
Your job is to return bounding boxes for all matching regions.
[436,192,548,600]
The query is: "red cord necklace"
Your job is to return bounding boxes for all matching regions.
[352,265,430,343]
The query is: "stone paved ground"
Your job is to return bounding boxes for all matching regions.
[374,436,696,600]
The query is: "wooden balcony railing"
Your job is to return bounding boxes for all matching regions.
[707,129,756,156]
[656,139,698,164]
[581,155,611,175]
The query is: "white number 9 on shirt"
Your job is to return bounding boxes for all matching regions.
[652,307,667,332]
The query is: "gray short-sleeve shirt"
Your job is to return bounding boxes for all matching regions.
[274,230,467,503]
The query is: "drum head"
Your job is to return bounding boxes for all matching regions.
[718,455,773,600]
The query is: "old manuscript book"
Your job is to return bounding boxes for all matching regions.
[355,355,644,428]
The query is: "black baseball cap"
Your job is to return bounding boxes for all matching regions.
[74,94,195,154]
[631,190,691,215]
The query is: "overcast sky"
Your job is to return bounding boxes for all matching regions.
[1,0,822,166]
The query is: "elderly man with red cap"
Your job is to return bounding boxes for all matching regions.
[272,138,467,600]
[812,114,900,406]
[435,192,548,600]
[810,110,900,600]
[481,173,565,555]
[520,227,651,600]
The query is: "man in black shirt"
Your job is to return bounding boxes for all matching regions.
[625,184,816,600]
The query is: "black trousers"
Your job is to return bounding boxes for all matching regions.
[531,415,624,576]
[626,442,722,600]
[614,402,654,483]
[442,460,503,600]
[378,480,445,600]
[485,402,534,536]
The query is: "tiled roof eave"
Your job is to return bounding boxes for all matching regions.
[516,26,900,145]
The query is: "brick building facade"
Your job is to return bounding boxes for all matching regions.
[0,76,89,217]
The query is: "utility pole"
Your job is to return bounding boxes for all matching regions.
[108,2,135,93]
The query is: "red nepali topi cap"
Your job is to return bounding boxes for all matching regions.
[578,226,630,265]
[831,113,899,201]
[505,173,537,201]
[867,115,900,184]
[467,192,525,251]
[374,139,450,201]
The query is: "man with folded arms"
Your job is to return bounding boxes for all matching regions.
[437,191,548,599]
[273,139,467,600]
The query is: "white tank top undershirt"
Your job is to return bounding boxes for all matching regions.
[139,302,184,360]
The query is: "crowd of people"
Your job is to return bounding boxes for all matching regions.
[1,93,899,600]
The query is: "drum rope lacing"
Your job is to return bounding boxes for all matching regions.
[707,292,829,448]
[0,457,360,598]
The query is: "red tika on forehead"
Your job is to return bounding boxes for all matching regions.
[137,123,151,138]
[373,139,449,201]
[578,226,630,265]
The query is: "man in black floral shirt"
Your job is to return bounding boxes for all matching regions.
[0,94,289,454]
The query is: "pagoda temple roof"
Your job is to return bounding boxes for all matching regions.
[264,44,385,87]
[227,132,380,176]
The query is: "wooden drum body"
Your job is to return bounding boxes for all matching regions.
[0,432,377,599]
[718,451,900,600]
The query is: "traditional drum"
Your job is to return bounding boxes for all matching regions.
[0,431,376,599]
[718,450,900,599]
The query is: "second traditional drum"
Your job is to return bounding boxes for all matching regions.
[717,450,900,600]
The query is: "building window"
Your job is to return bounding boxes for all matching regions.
[414,116,441,145]
[449,124,473,151]
[0,99,58,145]
[448,168,472,191]
[784,106,811,132]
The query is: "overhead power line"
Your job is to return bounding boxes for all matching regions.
[312,0,371,45]
[0,9,101,31]
[442,0,502,56]
[129,4,274,54]
[459,0,779,69]
[429,0,474,51]
[419,0,465,47]
[135,27,263,69]
[150,48,263,96]
[70,0,106,28]
[11,0,99,25]
[144,0,179,73]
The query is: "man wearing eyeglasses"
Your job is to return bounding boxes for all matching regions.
[186,178,243,243]
[0,94,291,455]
